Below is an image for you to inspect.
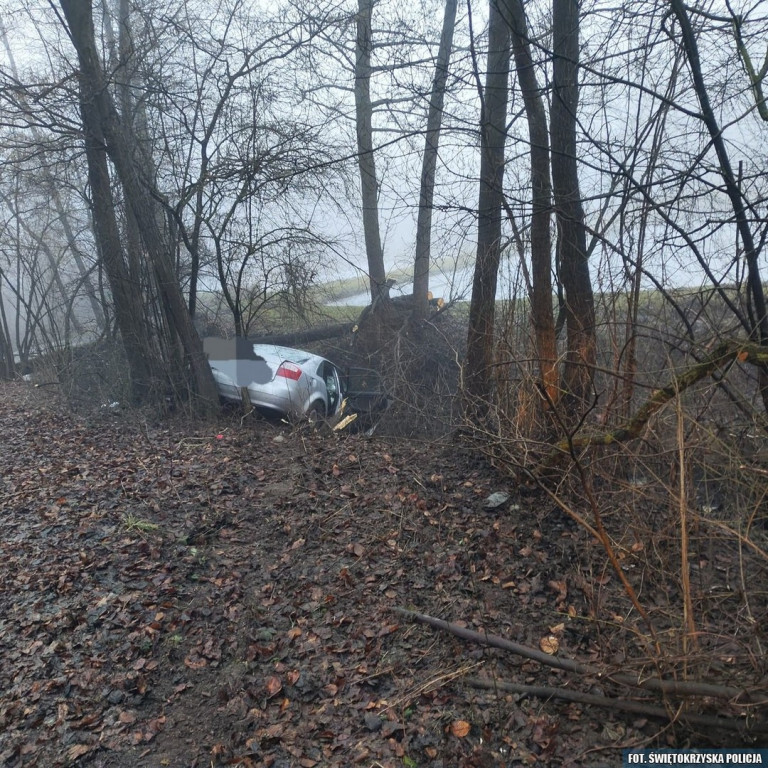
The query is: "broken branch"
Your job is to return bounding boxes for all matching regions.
[393,607,758,702]
[464,676,766,736]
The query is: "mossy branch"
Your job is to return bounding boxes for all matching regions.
[545,340,768,464]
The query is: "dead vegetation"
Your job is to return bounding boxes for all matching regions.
[5,286,768,765]
[3,376,765,768]
[457,295,768,750]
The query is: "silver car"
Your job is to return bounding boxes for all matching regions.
[208,343,386,421]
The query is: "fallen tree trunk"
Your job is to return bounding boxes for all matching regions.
[251,322,354,347]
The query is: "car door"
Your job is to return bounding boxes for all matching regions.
[318,361,342,415]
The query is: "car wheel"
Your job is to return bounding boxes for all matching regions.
[307,400,326,424]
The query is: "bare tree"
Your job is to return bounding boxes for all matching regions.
[412,0,458,318]
[550,0,595,407]
[57,0,219,411]
[465,0,511,408]
[355,0,389,304]
[125,0,347,338]
[298,0,464,312]
[0,17,106,336]
[505,0,558,405]
[669,0,768,409]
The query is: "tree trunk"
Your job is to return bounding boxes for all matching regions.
[80,89,157,402]
[0,280,14,379]
[465,0,511,411]
[112,0,189,394]
[250,322,355,347]
[56,0,155,402]
[506,0,558,405]
[355,0,389,304]
[550,0,595,407]
[58,0,220,413]
[412,0,458,319]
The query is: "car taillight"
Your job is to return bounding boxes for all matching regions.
[276,362,302,381]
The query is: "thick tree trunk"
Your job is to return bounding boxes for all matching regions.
[550,0,595,407]
[250,322,355,347]
[506,0,558,405]
[412,0,458,319]
[355,0,389,304]
[112,0,189,394]
[82,126,156,402]
[58,0,219,412]
[465,0,511,411]
[58,0,155,402]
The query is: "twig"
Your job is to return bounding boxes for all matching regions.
[393,607,584,672]
[676,394,697,656]
[699,518,768,563]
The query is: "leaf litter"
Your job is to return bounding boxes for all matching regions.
[0,382,762,767]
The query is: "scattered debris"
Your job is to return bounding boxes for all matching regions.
[483,491,510,509]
